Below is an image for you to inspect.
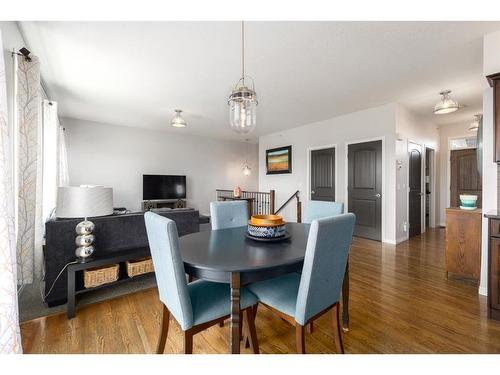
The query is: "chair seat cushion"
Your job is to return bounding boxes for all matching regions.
[189,280,258,326]
[248,273,301,318]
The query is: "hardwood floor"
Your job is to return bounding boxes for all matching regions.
[21,228,500,353]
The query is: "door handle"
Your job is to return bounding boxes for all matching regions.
[374,193,381,198]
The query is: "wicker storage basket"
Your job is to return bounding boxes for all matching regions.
[126,257,154,278]
[84,264,119,288]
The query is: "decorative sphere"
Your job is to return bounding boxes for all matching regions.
[76,220,95,235]
[75,245,94,259]
[75,234,95,247]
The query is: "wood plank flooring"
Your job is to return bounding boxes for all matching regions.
[21,228,500,353]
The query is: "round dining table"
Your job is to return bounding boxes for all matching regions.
[179,222,350,354]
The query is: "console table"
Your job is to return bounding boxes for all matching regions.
[67,247,152,319]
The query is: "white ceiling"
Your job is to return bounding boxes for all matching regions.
[19,21,500,141]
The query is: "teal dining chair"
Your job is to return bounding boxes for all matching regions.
[144,212,259,354]
[248,213,355,354]
[210,200,248,230]
[303,201,344,223]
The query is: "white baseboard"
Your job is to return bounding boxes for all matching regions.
[396,236,408,244]
[479,285,488,296]
[383,238,397,245]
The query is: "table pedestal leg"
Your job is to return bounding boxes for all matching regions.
[342,259,349,332]
[230,272,241,354]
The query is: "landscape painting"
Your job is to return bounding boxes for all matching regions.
[266,146,292,174]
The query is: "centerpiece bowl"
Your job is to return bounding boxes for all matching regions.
[247,214,287,238]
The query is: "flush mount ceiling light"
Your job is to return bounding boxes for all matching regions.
[433,90,459,115]
[469,114,482,132]
[171,109,187,128]
[228,21,258,134]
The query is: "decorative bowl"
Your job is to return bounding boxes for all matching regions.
[460,194,478,210]
[248,215,286,238]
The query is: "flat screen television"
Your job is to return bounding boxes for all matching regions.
[143,174,186,200]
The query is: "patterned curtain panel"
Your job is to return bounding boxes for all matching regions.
[15,54,42,285]
[0,30,22,353]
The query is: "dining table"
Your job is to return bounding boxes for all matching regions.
[179,222,350,354]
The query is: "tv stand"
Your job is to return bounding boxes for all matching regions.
[142,199,186,210]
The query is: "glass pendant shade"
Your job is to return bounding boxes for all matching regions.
[433,90,459,115]
[171,109,187,127]
[242,163,251,176]
[229,78,257,134]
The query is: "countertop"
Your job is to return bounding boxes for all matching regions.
[446,207,482,214]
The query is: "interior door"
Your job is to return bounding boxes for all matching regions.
[348,140,382,241]
[310,147,335,201]
[450,149,482,208]
[408,143,422,238]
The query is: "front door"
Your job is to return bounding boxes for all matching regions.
[310,147,335,201]
[348,140,382,241]
[450,149,482,208]
[408,143,422,238]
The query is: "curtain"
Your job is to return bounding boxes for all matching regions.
[58,120,69,187]
[15,53,42,285]
[0,30,22,354]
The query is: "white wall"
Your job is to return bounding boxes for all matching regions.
[63,118,259,215]
[395,105,439,242]
[480,31,500,296]
[437,121,473,226]
[259,103,397,243]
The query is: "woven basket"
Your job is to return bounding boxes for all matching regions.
[126,257,154,278]
[84,264,119,288]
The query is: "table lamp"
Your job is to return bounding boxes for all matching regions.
[56,186,114,262]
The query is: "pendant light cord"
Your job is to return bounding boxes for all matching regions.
[241,21,245,85]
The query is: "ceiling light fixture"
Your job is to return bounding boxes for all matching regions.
[433,90,459,115]
[171,109,187,128]
[228,21,258,134]
[469,114,482,132]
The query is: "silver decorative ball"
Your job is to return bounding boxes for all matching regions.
[76,220,95,235]
[75,245,94,259]
[75,234,95,247]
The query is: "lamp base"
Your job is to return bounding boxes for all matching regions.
[76,256,94,264]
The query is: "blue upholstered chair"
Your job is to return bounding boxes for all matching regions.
[144,212,259,354]
[248,213,355,354]
[210,200,248,230]
[303,201,344,224]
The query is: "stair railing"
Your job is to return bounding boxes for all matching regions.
[274,190,302,223]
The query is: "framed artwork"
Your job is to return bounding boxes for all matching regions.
[266,145,292,174]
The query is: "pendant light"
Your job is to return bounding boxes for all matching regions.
[242,139,252,176]
[433,90,459,115]
[171,109,187,127]
[228,21,258,134]
[469,114,482,132]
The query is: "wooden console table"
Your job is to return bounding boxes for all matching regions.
[67,247,151,319]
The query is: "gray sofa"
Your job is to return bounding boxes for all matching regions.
[44,209,200,306]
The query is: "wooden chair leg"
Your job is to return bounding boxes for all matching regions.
[309,321,314,333]
[219,321,224,327]
[156,305,170,354]
[244,305,260,354]
[295,324,306,354]
[184,330,193,354]
[331,303,345,354]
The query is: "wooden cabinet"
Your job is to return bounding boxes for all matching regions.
[486,72,500,162]
[489,223,500,320]
[445,208,481,283]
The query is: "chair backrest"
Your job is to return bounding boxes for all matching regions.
[303,201,344,224]
[210,201,248,230]
[144,212,193,330]
[295,213,355,325]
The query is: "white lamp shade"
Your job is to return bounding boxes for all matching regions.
[56,186,113,218]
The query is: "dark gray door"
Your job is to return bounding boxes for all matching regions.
[408,144,422,238]
[348,141,382,241]
[310,148,335,201]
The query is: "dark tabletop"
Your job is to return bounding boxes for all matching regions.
[179,223,310,282]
